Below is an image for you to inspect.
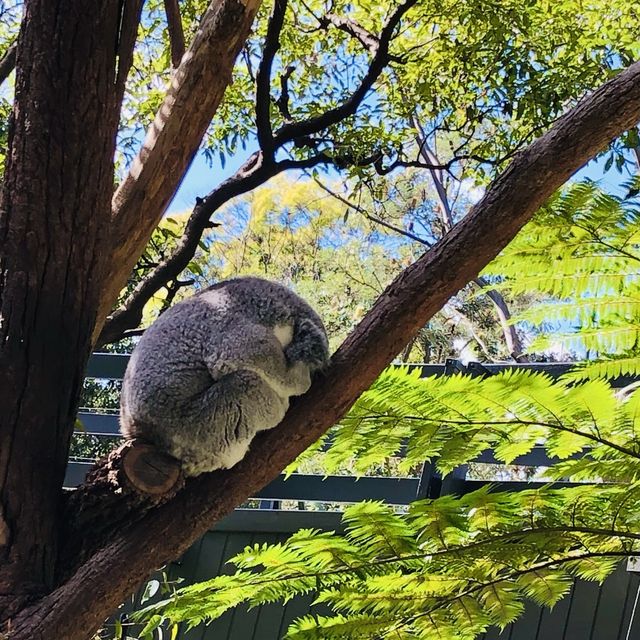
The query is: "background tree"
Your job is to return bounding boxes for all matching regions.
[0,2,639,639]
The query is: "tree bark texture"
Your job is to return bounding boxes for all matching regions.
[6,60,640,640]
[0,0,125,618]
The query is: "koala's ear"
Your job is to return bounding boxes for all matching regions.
[287,317,329,371]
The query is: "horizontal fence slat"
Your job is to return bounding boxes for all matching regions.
[64,463,419,504]
[460,479,583,494]
[214,509,344,533]
[65,462,93,487]
[86,353,129,379]
[255,474,419,504]
[76,412,121,435]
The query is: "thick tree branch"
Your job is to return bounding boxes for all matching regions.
[0,41,16,86]
[255,0,288,155]
[272,0,417,146]
[9,59,640,640]
[163,0,186,68]
[97,0,263,341]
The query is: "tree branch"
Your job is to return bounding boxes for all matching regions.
[473,277,526,360]
[96,0,263,342]
[374,155,460,174]
[274,64,295,122]
[272,0,417,146]
[0,41,16,86]
[255,0,288,155]
[319,13,381,54]
[164,0,186,69]
[9,59,640,640]
[115,0,145,107]
[97,151,345,346]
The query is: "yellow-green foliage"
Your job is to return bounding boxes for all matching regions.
[293,366,640,479]
[483,179,640,379]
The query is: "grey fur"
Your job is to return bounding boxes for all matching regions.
[119,277,329,476]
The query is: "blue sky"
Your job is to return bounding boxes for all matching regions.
[167,144,258,214]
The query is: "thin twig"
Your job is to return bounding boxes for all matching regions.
[313,176,432,246]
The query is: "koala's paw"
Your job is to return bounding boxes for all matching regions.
[287,360,312,396]
[285,318,329,371]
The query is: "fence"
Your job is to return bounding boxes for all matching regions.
[68,354,640,640]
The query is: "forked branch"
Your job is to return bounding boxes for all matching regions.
[99,0,424,345]
[273,0,418,146]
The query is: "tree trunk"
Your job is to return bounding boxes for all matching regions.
[0,0,123,617]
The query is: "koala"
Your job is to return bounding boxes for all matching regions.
[119,276,329,476]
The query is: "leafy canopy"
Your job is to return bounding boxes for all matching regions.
[483,178,640,378]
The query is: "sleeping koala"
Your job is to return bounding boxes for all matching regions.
[119,277,329,476]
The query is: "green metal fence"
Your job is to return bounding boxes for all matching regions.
[71,354,640,640]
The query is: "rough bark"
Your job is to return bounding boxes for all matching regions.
[0,0,124,616]
[98,0,262,340]
[8,59,640,640]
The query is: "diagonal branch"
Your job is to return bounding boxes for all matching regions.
[319,13,381,53]
[164,0,186,68]
[272,0,417,146]
[97,0,263,341]
[0,41,16,86]
[255,0,289,155]
[97,150,352,346]
[10,59,640,640]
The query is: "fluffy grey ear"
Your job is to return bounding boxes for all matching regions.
[285,317,329,371]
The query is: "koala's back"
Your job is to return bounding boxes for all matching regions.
[120,293,230,429]
[119,277,329,474]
